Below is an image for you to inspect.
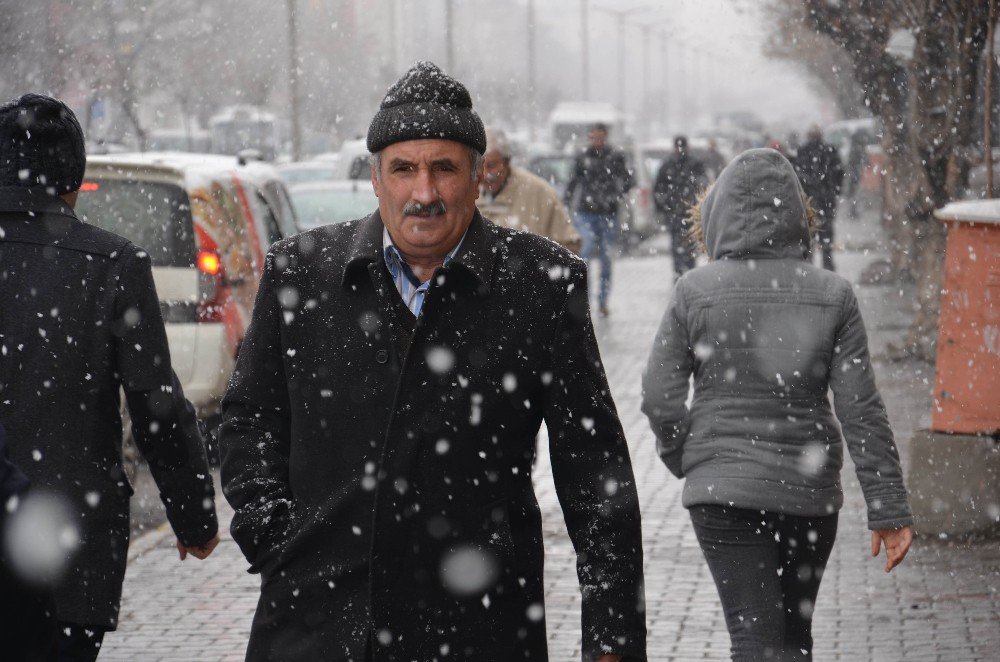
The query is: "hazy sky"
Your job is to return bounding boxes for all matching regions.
[528,0,832,132]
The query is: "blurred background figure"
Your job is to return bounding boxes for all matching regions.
[653,135,707,280]
[479,126,581,253]
[793,125,844,271]
[563,122,633,316]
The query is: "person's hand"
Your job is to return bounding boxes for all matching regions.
[871,526,913,572]
[177,534,220,560]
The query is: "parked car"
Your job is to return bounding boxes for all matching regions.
[76,152,292,429]
[526,152,575,198]
[332,138,371,180]
[277,160,339,186]
[288,180,379,230]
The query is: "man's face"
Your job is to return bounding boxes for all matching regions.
[589,128,607,149]
[481,149,510,195]
[372,139,483,259]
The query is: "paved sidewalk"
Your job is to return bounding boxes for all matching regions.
[103,215,999,661]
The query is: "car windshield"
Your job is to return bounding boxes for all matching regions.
[290,186,377,229]
[75,178,196,267]
[527,156,573,188]
[279,165,337,186]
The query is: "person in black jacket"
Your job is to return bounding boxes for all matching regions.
[220,62,646,662]
[0,94,219,661]
[793,126,844,271]
[563,123,634,316]
[653,136,707,279]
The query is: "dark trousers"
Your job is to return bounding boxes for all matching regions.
[57,623,108,662]
[668,215,696,277]
[689,505,839,662]
[0,555,58,661]
[574,211,616,307]
[807,198,837,271]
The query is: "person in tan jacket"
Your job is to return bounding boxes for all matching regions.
[479,127,582,254]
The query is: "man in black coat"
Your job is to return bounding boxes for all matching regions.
[793,125,845,271]
[220,61,646,662]
[653,136,707,279]
[0,94,219,661]
[562,123,634,317]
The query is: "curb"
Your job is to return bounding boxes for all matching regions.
[127,520,174,563]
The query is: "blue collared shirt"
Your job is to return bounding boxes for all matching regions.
[382,228,465,317]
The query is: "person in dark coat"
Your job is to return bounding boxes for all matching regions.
[1,421,58,662]
[653,136,707,279]
[642,149,913,660]
[793,126,844,271]
[0,94,220,661]
[562,123,634,317]
[220,61,646,662]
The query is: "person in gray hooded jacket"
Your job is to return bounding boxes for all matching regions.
[641,148,913,661]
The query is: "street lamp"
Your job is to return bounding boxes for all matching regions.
[286,0,302,161]
[591,3,653,112]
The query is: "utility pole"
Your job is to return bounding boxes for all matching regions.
[388,0,397,74]
[527,0,537,141]
[592,4,653,113]
[987,0,997,198]
[660,30,669,133]
[641,25,650,139]
[286,0,302,161]
[581,0,590,101]
[445,0,455,73]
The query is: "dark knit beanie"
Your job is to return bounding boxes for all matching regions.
[0,93,86,194]
[367,61,486,155]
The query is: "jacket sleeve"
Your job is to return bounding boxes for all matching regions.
[640,280,693,478]
[114,247,218,546]
[542,264,646,661]
[218,249,296,573]
[562,155,583,209]
[829,286,913,530]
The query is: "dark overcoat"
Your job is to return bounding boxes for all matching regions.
[220,210,646,661]
[0,186,218,628]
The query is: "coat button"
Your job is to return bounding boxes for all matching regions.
[375,349,389,364]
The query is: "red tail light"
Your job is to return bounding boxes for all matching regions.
[197,250,222,276]
[639,187,651,210]
[80,182,100,192]
[193,228,227,323]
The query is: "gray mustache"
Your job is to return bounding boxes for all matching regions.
[403,200,447,217]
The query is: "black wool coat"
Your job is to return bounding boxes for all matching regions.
[220,210,647,662]
[0,186,218,628]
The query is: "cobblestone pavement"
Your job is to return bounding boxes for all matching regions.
[104,213,1000,661]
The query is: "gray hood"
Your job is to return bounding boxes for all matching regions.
[700,148,809,261]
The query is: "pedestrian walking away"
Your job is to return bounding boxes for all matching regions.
[563,122,634,316]
[641,148,913,661]
[793,125,844,271]
[653,135,707,279]
[479,126,582,254]
[0,94,220,661]
[220,61,646,662]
